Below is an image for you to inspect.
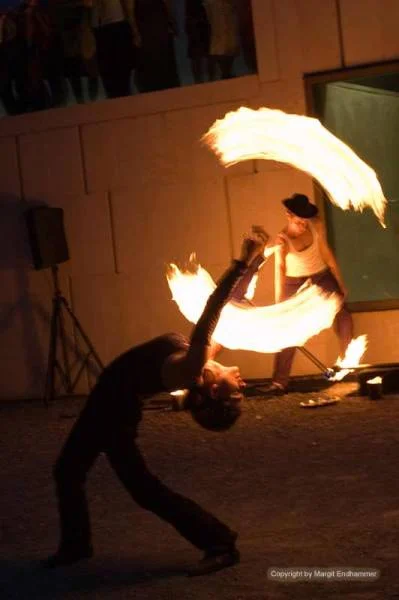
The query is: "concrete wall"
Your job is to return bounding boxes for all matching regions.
[0,0,398,400]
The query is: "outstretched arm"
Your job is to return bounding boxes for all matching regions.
[229,226,270,303]
[162,235,265,390]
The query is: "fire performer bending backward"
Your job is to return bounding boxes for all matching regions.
[45,231,266,577]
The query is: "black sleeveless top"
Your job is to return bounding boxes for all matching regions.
[103,332,189,396]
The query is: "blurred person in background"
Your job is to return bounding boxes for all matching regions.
[204,0,239,80]
[184,0,211,84]
[134,0,180,93]
[92,0,139,99]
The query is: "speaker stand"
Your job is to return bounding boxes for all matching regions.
[44,265,104,406]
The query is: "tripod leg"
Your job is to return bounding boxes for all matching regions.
[44,297,59,406]
[62,298,104,372]
[59,297,104,393]
[58,296,73,393]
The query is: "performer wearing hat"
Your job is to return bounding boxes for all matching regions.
[45,230,266,576]
[258,193,353,396]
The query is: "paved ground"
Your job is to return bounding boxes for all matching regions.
[1,377,399,600]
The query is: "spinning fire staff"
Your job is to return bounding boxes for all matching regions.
[45,231,266,577]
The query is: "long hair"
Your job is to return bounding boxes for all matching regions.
[185,388,242,432]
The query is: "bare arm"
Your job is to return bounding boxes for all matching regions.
[274,235,287,303]
[229,226,270,303]
[314,218,347,297]
[162,236,265,390]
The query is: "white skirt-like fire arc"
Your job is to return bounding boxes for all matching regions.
[166,260,342,353]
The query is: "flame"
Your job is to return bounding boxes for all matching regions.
[330,335,368,381]
[367,376,382,385]
[336,335,368,368]
[167,258,342,353]
[244,273,258,301]
[170,389,187,397]
[263,245,278,259]
[203,107,387,226]
[244,245,277,301]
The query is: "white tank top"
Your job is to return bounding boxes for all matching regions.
[280,221,327,277]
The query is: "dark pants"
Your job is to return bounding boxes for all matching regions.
[272,269,353,387]
[94,21,136,99]
[53,373,236,554]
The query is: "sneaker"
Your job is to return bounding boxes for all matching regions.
[42,546,93,569]
[187,547,240,577]
[254,382,287,396]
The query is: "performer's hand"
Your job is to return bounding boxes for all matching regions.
[251,225,271,258]
[251,225,270,247]
[239,232,267,266]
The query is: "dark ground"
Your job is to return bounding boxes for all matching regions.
[1,377,399,600]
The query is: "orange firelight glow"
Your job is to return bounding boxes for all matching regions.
[330,335,369,381]
[167,258,342,353]
[170,390,186,397]
[243,244,277,301]
[203,107,387,226]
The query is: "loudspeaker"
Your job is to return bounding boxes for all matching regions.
[25,206,70,270]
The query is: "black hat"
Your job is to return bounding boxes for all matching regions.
[282,194,318,218]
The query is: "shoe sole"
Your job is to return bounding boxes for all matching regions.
[253,386,286,396]
[187,551,240,577]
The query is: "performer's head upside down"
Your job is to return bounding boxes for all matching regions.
[162,229,269,431]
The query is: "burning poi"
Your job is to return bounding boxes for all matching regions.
[167,256,342,353]
[203,107,387,226]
